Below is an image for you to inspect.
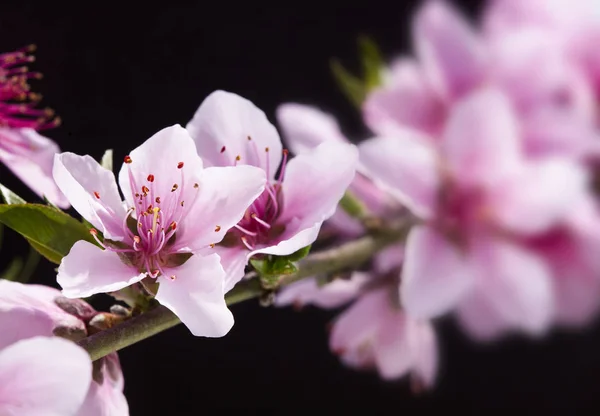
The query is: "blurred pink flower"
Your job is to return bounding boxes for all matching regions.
[0,336,92,416]
[187,91,358,292]
[360,88,591,338]
[484,0,600,99]
[0,46,69,208]
[54,124,266,337]
[0,280,128,415]
[276,244,437,387]
[363,0,600,162]
[276,103,402,238]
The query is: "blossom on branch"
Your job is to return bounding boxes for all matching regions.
[0,280,128,415]
[53,124,266,337]
[186,91,358,292]
[0,45,68,207]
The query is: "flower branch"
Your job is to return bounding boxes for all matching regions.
[78,219,411,361]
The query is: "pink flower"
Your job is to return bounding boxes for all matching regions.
[0,45,68,208]
[360,87,591,338]
[186,91,358,291]
[527,196,600,328]
[53,124,266,336]
[0,280,128,415]
[277,245,437,386]
[484,0,600,97]
[363,0,600,162]
[0,336,92,416]
[329,287,437,387]
[276,103,401,238]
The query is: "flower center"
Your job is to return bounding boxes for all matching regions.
[220,136,288,250]
[0,45,60,132]
[90,156,200,280]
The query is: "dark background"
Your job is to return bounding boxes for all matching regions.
[1,0,600,413]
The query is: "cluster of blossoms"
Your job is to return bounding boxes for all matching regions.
[276,0,600,387]
[2,0,600,413]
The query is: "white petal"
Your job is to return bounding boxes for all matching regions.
[156,253,233,337]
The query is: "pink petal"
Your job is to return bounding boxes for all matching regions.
[0,281,83,335]
[372,243,404,275]
[170,165,266,252]
[117,124,204,209]
[490,29,596,124]
[155,253,233,337]
[414,0,487,100]
[0,128,69,208]
[0,337,91,416]
[492,158,588,235]
[456,289,513,341]
[329,289,385,367]
[441,87,521,188]
[523,110,600,160]
[250,221,320,258]
[212,245,250,294]
[407,319,438,387]
[57,240,146,299]
[275,272,369,309]
[279,141,358,225]
[275,103,347,155]
[0,307,54,350]
[363,58,446,138]
[359,135,438,219]
[401,226,475,319]
[186,90,282,176]
[469,239,554,335]
[78,353,128,416]
[53,152,126,240]
[373,308,413,380]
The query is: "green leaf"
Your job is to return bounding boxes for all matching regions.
[339,190,367,218]
[0,204,98,264]
[101,149,113,172]
[285,244,312,262]
[0,184,26,205]
[358,35,384,90]
[330,58,366,109]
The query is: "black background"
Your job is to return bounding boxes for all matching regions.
[1,0,600,413]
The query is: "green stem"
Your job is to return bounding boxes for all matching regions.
[78,220,410,361]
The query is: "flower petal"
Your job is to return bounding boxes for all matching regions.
[414,0,487,100]
[155,253,233,337]
[117,124,204,209]
[0,307,54,350]
[401,226,475,319]
[170,165,266,252]
[212,245,250,294]
[0,128,69,208]
[251,221,320,257]
[492,158,588,235]
[78,353,128,416]
[53,152,126,239]
[441,87,522,188]
[469,238,554,335]
[407,319,438,388]
[57,240,146,299]
[373,308,413,380]
[279,141,358,225]
[187,90,282,176]
[276,103,348,155]
[363,58,446,138]
[0,337,91,416]
[275,272,369,309]
[329,289,385,367]
[359,135,438,219]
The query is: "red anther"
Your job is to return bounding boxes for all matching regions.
[147,174,155,182]
[124,155,132,164]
